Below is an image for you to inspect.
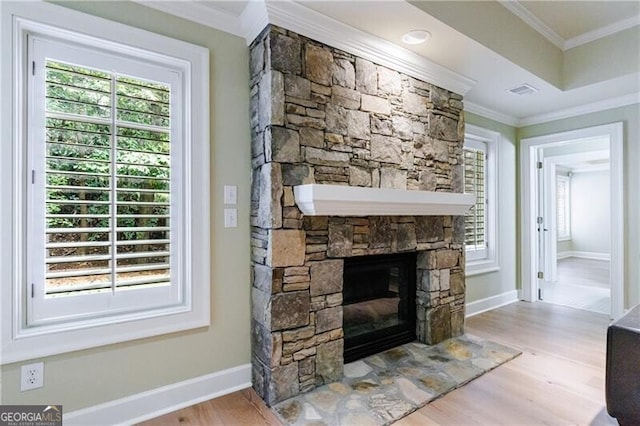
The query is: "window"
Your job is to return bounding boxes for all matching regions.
[29,39,183,326]
[464,144,486,256]
[556,175,571,240]
[463,125,499,275]
[2,2,210,363]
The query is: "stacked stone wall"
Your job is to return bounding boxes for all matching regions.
[249,25,466,405]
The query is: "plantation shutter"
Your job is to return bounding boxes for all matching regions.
[28,36,183,326]
[44,61,171,295]
[464,145,486,252]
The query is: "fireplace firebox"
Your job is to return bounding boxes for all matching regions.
[343,253,417,363]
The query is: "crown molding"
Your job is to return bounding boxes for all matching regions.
[464,101,519,127]
[499,0,640,51]
[518,92,640,127]
[133,1,244,38]
[241,0,475,96]
[565,15,640,50]
[498,1,565,50]
[240,0,270,45]
[132,0,637,129]
[466,93,639,128]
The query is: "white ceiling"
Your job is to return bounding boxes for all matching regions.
[552,150,610,173]
[149,0,640,126]
[519,0,639,40]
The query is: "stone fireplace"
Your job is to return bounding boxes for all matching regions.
[249,26,467,405]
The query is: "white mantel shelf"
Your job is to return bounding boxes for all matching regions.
[293,184,475,216]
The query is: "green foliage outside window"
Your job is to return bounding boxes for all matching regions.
[44,60,172,294]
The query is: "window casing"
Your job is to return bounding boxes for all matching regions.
[463,126,499,276]
[1,2,210,363]
[556,175,571,241]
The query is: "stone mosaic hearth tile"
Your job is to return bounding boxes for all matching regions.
[272,334,521,426]
[339,411,380,426]
[419,373,457,395]
[381,346,411,363]
[442,361,483,385]
[344,360,372,378]
[442,339,473,359]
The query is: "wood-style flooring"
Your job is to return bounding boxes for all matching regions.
[141,302,617,425]
[556,257,610,289]
[544,257,611,315]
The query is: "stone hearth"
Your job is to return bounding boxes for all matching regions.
[250,25,467,405]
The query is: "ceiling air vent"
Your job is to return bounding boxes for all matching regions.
[508,83,539,95]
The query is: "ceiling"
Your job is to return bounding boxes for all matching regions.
[154,0,640,126]
[519,0,639,40]
[553,151,610,173]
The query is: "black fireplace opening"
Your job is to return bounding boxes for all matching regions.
[343,252,417,363]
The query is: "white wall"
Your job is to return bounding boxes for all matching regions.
[570,170,610,254]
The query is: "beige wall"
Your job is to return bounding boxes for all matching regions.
[518,104,640,308]
[464,112,518,303]
[564,27,640,90]
[1,1,252,411]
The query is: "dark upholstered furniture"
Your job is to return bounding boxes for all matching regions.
[606,304,640,425]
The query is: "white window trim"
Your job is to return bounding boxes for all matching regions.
[556,174,572,241]
[1,1,210,364]
[464,124,500,276]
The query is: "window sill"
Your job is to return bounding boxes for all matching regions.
[558,236,572,242]
[2,308,209,364]
[465,260,500,277]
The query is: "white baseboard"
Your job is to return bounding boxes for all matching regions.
[64,363,252,426]
[465,290,519,318]
[557,251,610,261]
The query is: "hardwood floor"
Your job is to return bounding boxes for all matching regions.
[557,257,609,289]
[545,257,611,315]
[398,302,616,425]
[141,302,617,425]
[140,388,281,426]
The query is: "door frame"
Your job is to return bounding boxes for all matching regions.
[520,122,624,318]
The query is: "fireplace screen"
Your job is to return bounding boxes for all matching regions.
[343,252,417,362]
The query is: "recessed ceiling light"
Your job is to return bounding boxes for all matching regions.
[402,30,431,45]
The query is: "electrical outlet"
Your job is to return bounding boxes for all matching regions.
[20,362,44,391]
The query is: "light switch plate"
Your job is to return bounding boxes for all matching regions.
[224,208,237,228]
[223,185,237,205]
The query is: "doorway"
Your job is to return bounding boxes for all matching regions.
[539,146,611,314]
[520,123,624,318]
